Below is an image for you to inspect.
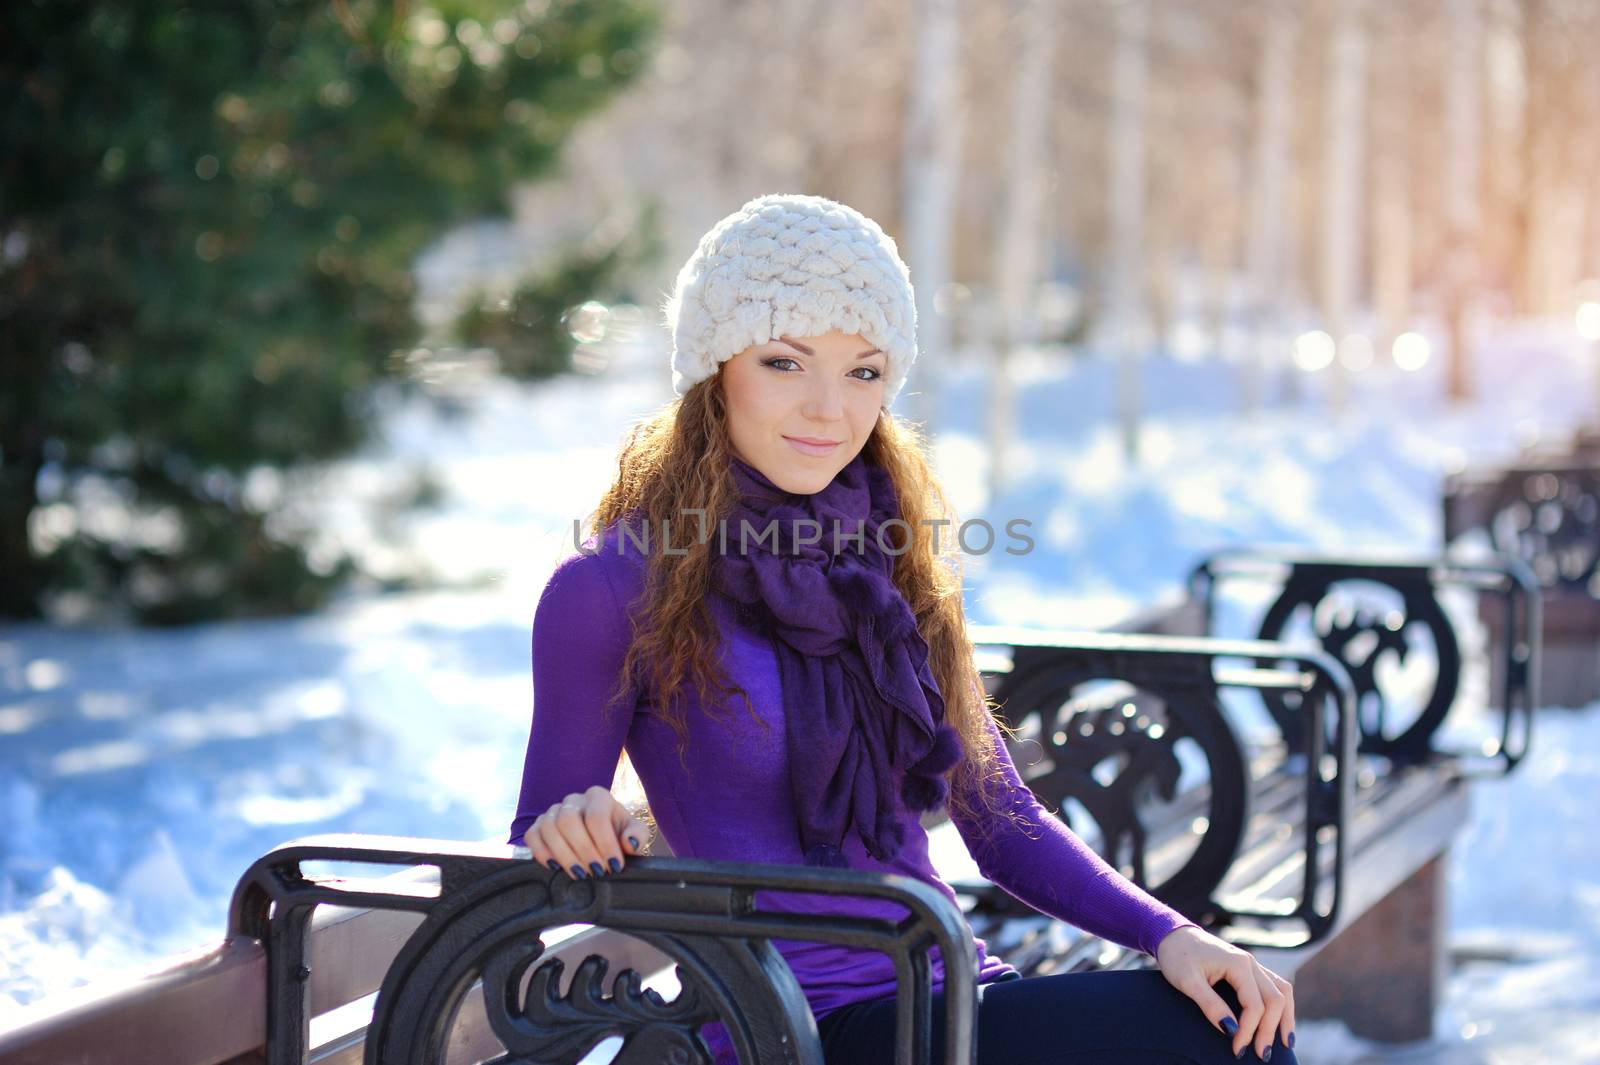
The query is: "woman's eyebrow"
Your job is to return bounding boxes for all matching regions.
[776,336,883,359]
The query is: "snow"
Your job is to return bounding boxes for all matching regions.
[2,312,1598,1063]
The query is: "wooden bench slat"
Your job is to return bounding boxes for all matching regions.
[0,937,266,1065]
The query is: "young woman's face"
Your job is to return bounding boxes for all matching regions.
[720,330,888,494]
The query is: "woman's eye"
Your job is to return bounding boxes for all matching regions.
[760,356,881,381]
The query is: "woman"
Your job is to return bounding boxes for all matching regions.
[508,193,1298,1064]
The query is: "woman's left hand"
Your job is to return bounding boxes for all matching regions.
[1154,924,1295,1060]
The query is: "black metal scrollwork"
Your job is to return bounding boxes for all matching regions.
[1041,695,1183,884]
[1486,467,1600,593]
[993,659,1247,922]
[1254,567,1459,764]
[369,866,781,1065]
[489,953,711,1065]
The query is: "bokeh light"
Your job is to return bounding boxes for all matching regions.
[1393,331,1431,371]
[1293,330,1336,372]
[564,300,610,344]
[1577,302,1600,341]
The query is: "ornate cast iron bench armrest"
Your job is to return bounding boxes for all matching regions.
[229,834,981,1065]
[1188,549,1540,775]
[967,627,1357,948]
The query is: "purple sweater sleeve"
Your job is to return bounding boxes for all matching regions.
[506,549,639,846]
[948,717,1199,958]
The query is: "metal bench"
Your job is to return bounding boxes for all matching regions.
[1444,436,1599,707]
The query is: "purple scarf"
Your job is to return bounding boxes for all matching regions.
[709,452,964,866]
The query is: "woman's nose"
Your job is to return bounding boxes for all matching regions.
[802,377,846,420]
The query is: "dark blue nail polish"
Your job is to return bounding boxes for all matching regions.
[589,861,604,879]
[1221,1017,1239,1037]
[609,857,623,874]
[1261,1047,1272,1062]
[570,864,586,879]
[1235,1047,1245,1061]
[546,859,562,872]
[1288,1033,1295,1050]
[628,835,640,850]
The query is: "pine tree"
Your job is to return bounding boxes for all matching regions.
[1,0,658,622]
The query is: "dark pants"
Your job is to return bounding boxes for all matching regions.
[815,968,1300,1065]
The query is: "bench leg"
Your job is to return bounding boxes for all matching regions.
[1291,853,1447,1044]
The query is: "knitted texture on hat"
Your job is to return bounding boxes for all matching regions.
[661,193,919,406]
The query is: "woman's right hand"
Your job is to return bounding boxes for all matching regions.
[523,784,652,881]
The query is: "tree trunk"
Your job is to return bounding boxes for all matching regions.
[1245,0,1297,413]
[1372,4,1414,376]
[988,0,1052,500]
[0,442,45,619]
[1109,0,1149,462]
[1319,0,1368,414]
[901,0,965,432]
[1444,0,1483,401]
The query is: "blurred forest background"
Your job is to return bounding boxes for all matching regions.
[5,0,1600,626]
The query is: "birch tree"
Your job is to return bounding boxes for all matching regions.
[1245,0,1297,413]
[901,0,965,432]
[1371,3,1414,378]
[1318,0,1367,415]
[988,0,1054,498]
[1444,0,1484,400]
[1108,0,1149,461]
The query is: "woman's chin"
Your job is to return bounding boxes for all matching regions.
[775,471,834,495]
[763,461,838,495]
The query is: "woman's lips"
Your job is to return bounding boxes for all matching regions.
[784,436,841,456]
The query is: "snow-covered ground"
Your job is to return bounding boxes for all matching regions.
[2,312,1598,1063]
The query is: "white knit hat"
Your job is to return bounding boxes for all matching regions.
[661,193,919,407]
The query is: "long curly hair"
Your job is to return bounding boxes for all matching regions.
[581,372,1016,831]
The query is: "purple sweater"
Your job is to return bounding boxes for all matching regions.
[508,526,1198,1059]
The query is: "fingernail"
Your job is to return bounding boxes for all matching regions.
[545,859,562,872]
[570,864,586,880]
[1221,1017,1239,1037]
[628,835,640,850]
[1288,1033,1295,1050]
[589,861,604,879]
[609,857,623,874]
[1261,1047,1272,1062]
[1235,1047,1246,1061]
